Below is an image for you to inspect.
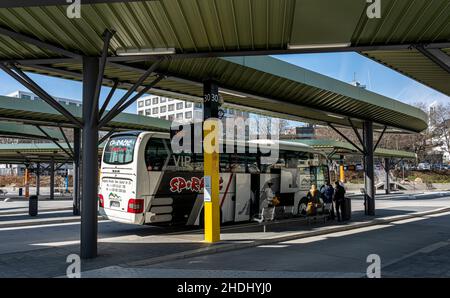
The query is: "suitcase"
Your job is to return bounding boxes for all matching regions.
[341,198,352,221]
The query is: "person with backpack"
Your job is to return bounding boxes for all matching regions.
[321,182,335,219]
[333,181,346,221]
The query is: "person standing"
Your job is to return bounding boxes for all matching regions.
[322,182,335,219]
[333,181,346,221]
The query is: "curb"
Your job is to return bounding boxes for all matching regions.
[348,191,450,200]
[126,206,450,267]
[0,215,108,229]
[0,207,73,216]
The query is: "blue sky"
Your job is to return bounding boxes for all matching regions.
[0,52,448,114]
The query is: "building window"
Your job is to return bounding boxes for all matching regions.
[185,102,192,108]
[176,113,183,120]
[185,111,192,119]
[194,103,202,109]
[160,115,166,120]
[145,99,151,106]
[160,106,166,113]
[138,100,144,107]
[168,98,174,102]
[152,107,158,114]
[160,97,166,103]
[168,114,174,121]
[152,97,159,104]
[168,104,174,111]
[145,109,151,116]
[138,111,144,115]
[21,94,31,100]
[176,102,183,110]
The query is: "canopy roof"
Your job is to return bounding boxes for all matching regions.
[0,1,432,134]
[293,139,417,159]
[0,95,170,131]
[0,143,76,163]
[0,138,416,165]
[0,121,62,140]
[0,0,447,96]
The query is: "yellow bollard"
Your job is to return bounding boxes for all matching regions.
[203,119,220,243]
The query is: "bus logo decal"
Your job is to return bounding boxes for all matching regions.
[170,177,203,193]
[169,176,224,193]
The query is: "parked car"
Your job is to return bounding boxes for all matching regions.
[417,162,431,170]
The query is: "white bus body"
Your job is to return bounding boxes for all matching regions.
[99,131,330,225]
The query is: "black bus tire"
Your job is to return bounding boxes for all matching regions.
[297,197,309,217]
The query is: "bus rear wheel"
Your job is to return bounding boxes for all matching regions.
[297,198,308,217]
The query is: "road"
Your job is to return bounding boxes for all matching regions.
[0,195,450,277]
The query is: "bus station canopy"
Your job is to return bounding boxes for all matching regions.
[0,1,431,133]
[294,139,417,159]
[0,95,170,132]
[0,143,76,164]
[0,138,416,165]
[0,121,63,140]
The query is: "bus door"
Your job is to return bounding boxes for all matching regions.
[280,169,298,213]
[234,173,251,222]
[250,174,260,218]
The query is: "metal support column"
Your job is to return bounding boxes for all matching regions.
[73,127,81,216]
[80,57,100,259]
[385,157,390,194]
[36,163,40,196]
[50,156,55,200]
[363,121,375,215]
[203,79,221,243]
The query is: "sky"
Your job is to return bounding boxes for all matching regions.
[0,52,448,115]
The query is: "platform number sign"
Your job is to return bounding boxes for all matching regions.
[204,93,219,103]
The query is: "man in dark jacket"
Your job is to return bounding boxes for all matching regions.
[333,181,346,221]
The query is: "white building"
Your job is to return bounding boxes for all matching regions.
[6,90,81,107]
[136,95,249,122]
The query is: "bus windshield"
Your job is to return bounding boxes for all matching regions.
[103,135,137,164]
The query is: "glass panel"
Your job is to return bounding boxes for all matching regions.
[103,135,137,165]
[144,138,169,171]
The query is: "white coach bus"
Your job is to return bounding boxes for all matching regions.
[99,131,330,226]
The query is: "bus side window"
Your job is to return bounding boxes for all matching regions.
[230,154,246,173]
[247,154,260,174]
[220,154,231,172]
[145,138,169,171]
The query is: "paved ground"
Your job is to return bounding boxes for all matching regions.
[84,210,450,278]
[0,193,449,277]
[0,198,72,215]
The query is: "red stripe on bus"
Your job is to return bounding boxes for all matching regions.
[220,173,234,208]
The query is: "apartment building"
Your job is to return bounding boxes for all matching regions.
[137,95,249,122]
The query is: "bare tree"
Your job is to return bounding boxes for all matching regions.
[429,102,450,158]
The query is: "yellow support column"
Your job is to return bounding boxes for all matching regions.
[339,165,345,183]
[203,119,220,242]
[24,167,30,198]
[203,79,220,243]
[339,155,345,183]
